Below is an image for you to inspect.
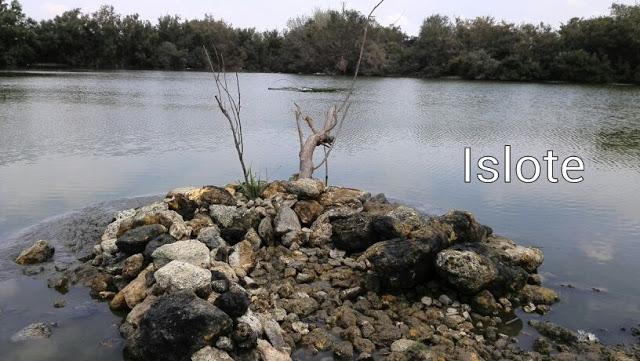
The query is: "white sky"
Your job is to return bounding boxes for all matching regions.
[20,0,638,36]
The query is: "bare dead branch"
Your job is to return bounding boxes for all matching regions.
[296,0,384,180]
[294,104,304,148]
[204,45,249,184]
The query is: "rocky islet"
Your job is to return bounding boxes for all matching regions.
[12,179,639,360]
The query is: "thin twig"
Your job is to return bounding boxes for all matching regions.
[204,45,249,184]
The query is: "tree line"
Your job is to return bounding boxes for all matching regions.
[1,0,639,83]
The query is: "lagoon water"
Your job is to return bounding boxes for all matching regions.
[1,71,639,359]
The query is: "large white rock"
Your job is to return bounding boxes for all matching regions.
[152,239,211,268]
[154,261,211,294]
[285,178,325,199]
[209,205,239,228]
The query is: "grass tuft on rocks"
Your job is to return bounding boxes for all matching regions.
[239,169,266,200]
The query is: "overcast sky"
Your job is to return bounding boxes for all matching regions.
[20,0,636,36]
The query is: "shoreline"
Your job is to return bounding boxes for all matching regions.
[2,68,640,88]
[6,180,639,360]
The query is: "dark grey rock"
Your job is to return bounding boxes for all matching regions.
[333,340,354,360]
[117,224,167,255]
[123,291,233,361]
[528,320,578,345]
[430,210,492,243]
[143,234,177,261]
[214,289,251,318]
[232,322,258,349]
[274,206,301,235]
[47,274,69,294]
[362,239,440,289]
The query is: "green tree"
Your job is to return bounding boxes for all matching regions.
[0,0,639,83]
[409,15,457,77]
[450,49,500,80]
[0,0,36,67]
[155,41,185,69]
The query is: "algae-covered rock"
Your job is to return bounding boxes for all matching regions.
[15,240,55,265]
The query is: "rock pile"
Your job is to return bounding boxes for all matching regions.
[15,180,638,361]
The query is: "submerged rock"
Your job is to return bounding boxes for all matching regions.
[11,322,52,342]
[529,320,579,345]
[47,274,69,293]
[15,240,55,265]
[124,291,233,361]
[519,284,560,305]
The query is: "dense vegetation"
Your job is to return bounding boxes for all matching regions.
[1,0,639,83]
